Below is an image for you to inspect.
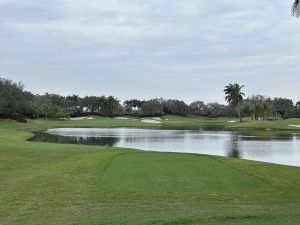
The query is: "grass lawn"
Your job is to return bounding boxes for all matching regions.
[1,116,300,224]
[161,115,300,131]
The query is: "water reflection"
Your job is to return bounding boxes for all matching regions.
[30,132,119,147]
[227,146,241,158]
[227,136,241,158]
[29,128,300,167]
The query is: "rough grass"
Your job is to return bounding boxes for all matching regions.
[0,117,300,224]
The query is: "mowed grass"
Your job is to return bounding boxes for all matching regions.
[161,115,300,131]
[226,118,300,130]
[1,117,300,224]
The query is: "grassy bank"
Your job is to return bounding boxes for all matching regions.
[161,115,300,131]
[1,116,300,224]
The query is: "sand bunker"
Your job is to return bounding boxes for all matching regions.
[70,116,94,121]
[141,119,162,124]
[115,117,129,120]
[289,125,300,128]
[152,117,162,120]
[227,121,237,123]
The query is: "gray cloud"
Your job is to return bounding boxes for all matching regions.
[1,0,300,103]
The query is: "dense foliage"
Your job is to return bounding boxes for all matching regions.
[0,78,34,120]
[1,77,300,120]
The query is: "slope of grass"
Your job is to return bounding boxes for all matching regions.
[0,117,300,224]
[227,118,300,130]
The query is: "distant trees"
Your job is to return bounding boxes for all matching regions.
[242,95,272,120]
[82,96,104,113]
[141,99,164,116]
[39,104,69,120]
[123,99,144,115]
[206,103,228,118]
[101,96,120,118]
[163,99,189,116]
[295,102,300,118]
[0,78,124,120]
[0,78,33,119]
[224,83,245,123]
[272,98,294,119]
[189,101,229,118]
[66,95,83,116]
[189,101,208,116]
[2,77,300,121]
[124,99,144,110]
[44,93,67,108]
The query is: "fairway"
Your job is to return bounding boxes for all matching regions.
[102,153,268,194]
[1,117,300,224]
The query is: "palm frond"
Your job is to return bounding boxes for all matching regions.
[224,83,245,107]
[292,0,300,18]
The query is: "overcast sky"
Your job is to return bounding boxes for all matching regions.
[1,0,300,103]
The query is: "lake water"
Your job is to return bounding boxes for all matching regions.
[30,127,300,167]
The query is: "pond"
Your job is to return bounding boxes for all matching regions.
[30,127,300,167]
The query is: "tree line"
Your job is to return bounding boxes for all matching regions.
[1,78,300,121]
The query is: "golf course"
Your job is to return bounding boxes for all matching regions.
[2,0,300,224]
[1,116,300,225]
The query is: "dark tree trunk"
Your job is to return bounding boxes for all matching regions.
[236,104,243,123]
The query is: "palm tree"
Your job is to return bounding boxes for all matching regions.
[224,83,245,123]
[101,96,119,118]
[292,0,300,17]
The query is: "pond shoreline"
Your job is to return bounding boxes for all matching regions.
[29,127,300,167]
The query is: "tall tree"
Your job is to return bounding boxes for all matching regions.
[292,0,300,17]
[101,96,119,118]
[224,83,245,123]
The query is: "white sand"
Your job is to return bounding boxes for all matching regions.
[115,117,129,120]
[289,125,300,128]
[227,121,237,123]
[70,117,88,120]
[152,117,162,120]
[70,116,94,120]
[141,119,162,124]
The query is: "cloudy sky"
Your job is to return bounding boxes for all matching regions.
[1,0,300,103]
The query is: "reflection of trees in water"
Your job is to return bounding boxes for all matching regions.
[29,132,119,147]
[160,125,224,131]
[293,134,300,141]
[239,132,296,141]
[124,136,165,143]
[228,146,241,158]
[227,135,241,159]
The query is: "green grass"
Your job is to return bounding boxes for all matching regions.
[1,116,300,224]
[161,115,300,131]
[227,118,300,130]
